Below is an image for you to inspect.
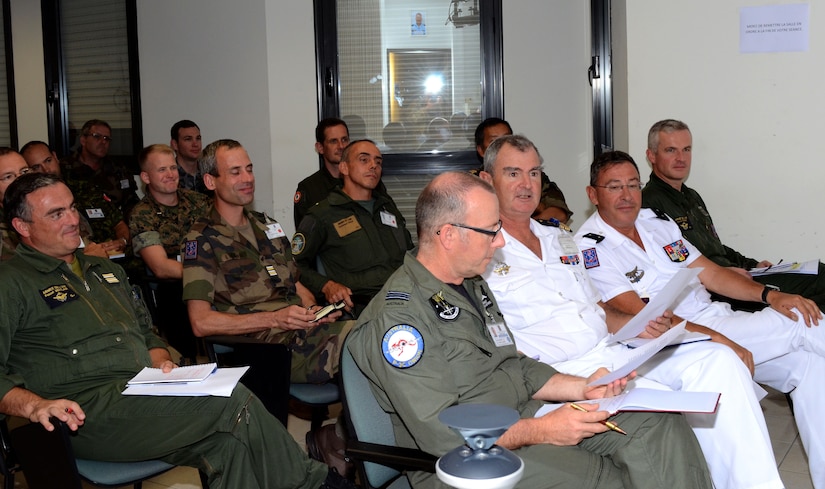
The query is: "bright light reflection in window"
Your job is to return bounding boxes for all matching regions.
[424,74,444,94]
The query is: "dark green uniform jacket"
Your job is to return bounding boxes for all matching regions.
[293,188,413,302]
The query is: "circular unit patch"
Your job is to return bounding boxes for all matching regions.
[291,233,306,255]
[382,324,424,368]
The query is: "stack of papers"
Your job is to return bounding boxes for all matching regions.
[122,363,248,397]
[536,388,721,417]
[749,259,818,277]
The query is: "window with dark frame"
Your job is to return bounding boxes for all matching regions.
[314,0,503,242]
[0,0,17,148]
[41,0,142,170]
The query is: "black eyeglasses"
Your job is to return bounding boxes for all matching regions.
[447,220,503,239]
[87,133,113,143]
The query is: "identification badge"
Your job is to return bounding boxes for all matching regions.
[86,208,104,219]
[487,322,514,347]
[557,232,579,256]
[380,210,398,228]
[265,222,286,239]
[333,215,362,237]
[120,179,131,189]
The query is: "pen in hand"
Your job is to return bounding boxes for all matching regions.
[570,403,628,435]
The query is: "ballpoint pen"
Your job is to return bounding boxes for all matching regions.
[570,403,628,435]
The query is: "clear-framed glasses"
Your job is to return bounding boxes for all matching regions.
[87,132,113,143]
[593,182,643,194]
[448,220,503,239]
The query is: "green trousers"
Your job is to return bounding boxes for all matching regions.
[70,383,328,489]
[410,411,712,489]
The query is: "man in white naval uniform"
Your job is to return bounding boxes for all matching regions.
[479,135,783,489]
[576,150,825,489]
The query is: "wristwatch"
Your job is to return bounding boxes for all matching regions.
[761,284,780,304]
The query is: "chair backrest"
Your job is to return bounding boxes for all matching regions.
[340,343,404,488]
[204,336,292,425]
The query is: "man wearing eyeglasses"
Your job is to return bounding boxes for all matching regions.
[642,119,825,311]
[479,136,781,489]
[576,150,825,488]
[60,119,140,229]
[292,140,413,317]
[0,148,31,260]
[347,170,713,489]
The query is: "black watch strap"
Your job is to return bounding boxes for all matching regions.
[761,284,780,304]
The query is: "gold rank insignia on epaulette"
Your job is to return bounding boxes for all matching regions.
[265,265,278,277]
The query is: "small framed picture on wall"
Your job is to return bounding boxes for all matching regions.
[411,10,427,36]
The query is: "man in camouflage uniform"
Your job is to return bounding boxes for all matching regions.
[293,140,413,316]
[0,172,355,489]
[182,139,349,384]
[129,144,210,362]
[170,120,208,194]
[60,119,135,252]
[0,148,31,261]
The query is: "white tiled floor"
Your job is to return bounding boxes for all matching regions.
[3,391,813,488]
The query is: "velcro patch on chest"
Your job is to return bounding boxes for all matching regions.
[663,240,689,262]
[333,215,362,237]
[40,284,78,309]
[184,240,198,260]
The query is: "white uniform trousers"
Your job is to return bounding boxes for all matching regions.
[696,302,825,488]
[552,339,782,489]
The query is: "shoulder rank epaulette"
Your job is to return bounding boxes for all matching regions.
[536,218,571,232]
[582,232,605,243]
[651,208,670,221]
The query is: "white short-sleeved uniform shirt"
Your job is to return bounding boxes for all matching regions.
[574,209,714,319]
[482,220,608,363]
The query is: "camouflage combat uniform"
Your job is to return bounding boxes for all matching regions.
[181,206,350,383]
[61,152,140,219]
[129,189,211,361]
[61,172,127,243]
[0,206,17,262]
[129,189,210,256]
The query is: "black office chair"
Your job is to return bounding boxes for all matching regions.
[339,341,435,489]
[0,419,19,489]
[7,417,208,489]
[204,335,339,429]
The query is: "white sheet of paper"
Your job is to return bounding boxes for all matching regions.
[122,366,249,397]
[609,268,701,344]
[587,321,687,387]
[749,259,818,277]
[535,388,720,417]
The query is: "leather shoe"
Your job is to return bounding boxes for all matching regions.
[307,424,354,480]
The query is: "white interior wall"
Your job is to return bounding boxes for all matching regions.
[137,0,279,219]
[614,0,822,261]
[502,2,594,229]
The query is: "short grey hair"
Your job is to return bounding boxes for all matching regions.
[198,139,244,177]
[647,119,690,152]
[482,134,544,175]
[415,172,494,245]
